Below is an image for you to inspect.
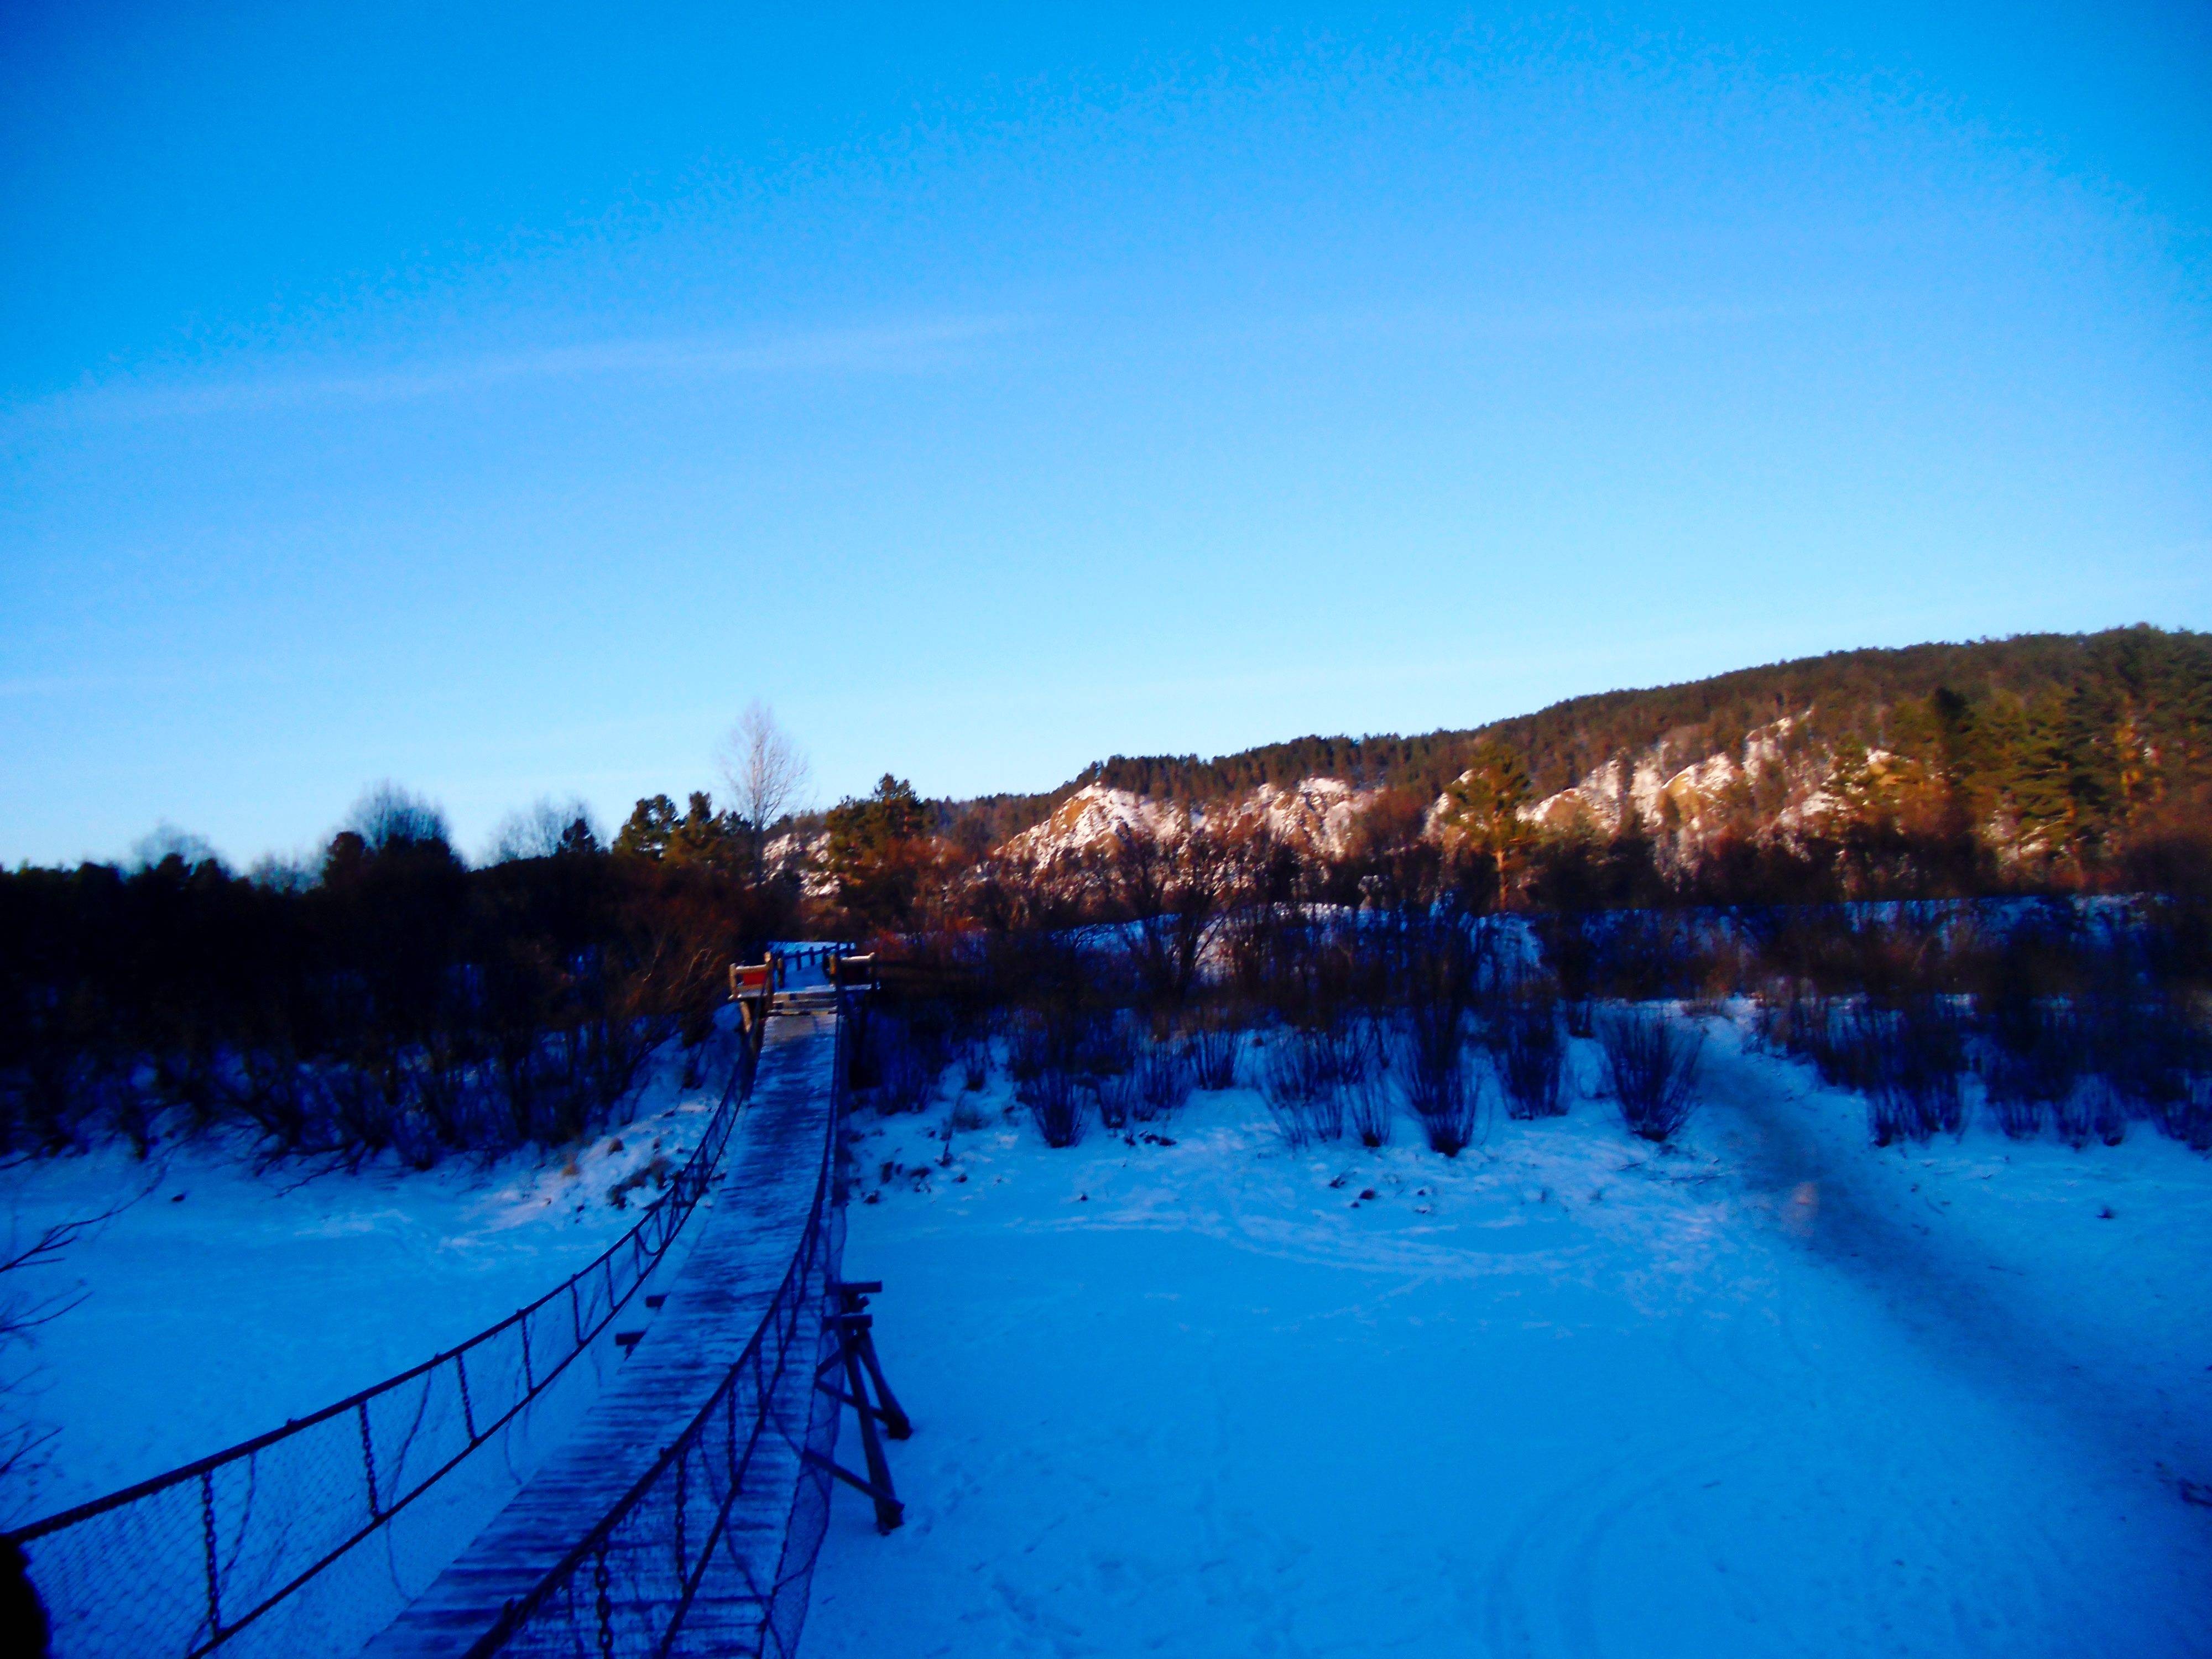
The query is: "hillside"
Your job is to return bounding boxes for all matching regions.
[934,627,2212,876]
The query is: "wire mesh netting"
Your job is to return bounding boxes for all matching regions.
[467,1018,852,1659]
[12,1039,758,1659]
[761,1210,847,1659]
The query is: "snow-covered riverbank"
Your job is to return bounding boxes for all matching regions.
[804,1014,2212,1658]
[7,1001,2206,1655]
[0,1034,737,1525]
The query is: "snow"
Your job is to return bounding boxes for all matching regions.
[1507,714,1813,843]
[11,994,2208,1655]
[999,779,1381,866]
[0,1029,738,1526]
[804,1015,2212,1657]
[1225,780,1381,858]
[1000,786,1190,867]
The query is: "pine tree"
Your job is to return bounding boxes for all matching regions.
[613,795,679,859]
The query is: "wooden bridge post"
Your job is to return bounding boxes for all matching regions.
[808,1280,910,1533]
[729,958,775,1058]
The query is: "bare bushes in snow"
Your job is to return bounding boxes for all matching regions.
[868,1022,945,1115]
[1347,1028,1396,1146]
[1598,1008,1703,1142]
[1258,1038,1319,1150]
[1849,1000,1965,1146]
[1187,1011,1243,1091]
[1258,1025,1352,1149]
[1487,975,1564,1120]
[2075,995,2199,1150]
[1396,1022,1478,1155]
[2158,1068,2212,1154]
[1020,1066,1086,1149]
[1756,985,1881,1097]
[1009,1009,1102,1150]
[855,998,958,1117]
[1135,1041,1192,1120]
[1976,995,2077,1141]
[1763,975,2211,1151]
[956,1029,992,1094]
[1397,921,1480,1156]
[1081,1013,1140,1131]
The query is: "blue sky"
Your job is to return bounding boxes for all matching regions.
[3,2,2208,867]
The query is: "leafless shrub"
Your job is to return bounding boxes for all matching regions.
[1976,997,2075,1140]
[1849,999,1965,1146]
[1598,1007,1704,1142]
[1068,1010,1136,1130]
[1490,979,1566,1120]
[1135,1042,1192,1120]
[2083,994,2197,1149]
[1396,1028,1479,1155]
[1395,919,1479,1155]
[1017,1066,1086,1148]
[1257,1051,1315,1151]
[1751,977,1818,1057]
[1308,1079,1347,1142]
[1258,1030,1330,1148]
[1006,1011,1052,1085]
[1187,1009,1244,1091]
[957,1034,992,1093]
[1395,1011,1477,1155]
[1761,989,1880,1097]
[2161,1071,2212,1154]
[874,1034,941,1115]
[1091,1071,1139,1131]
[1347,1021,1396,1146]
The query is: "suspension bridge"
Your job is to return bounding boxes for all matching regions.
[6,948,904,1659]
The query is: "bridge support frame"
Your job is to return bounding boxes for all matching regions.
[806,1280,911,1533]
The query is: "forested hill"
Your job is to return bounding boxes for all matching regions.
[936,626,2212,839]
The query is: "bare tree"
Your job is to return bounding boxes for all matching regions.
[0,1212,101,1490]
[1111,817,1254,1009]
[717,701,813,877]
[347,782,451,852]
[487,796,599,863]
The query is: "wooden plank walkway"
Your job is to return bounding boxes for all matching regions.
[364,1010,841,1658]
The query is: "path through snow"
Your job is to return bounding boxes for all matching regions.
[804,1016,2212,1658]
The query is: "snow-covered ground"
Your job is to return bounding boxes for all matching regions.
[0,1029,739,1525]
[9,1000,2208,1655]
[804,1014,2212,1658]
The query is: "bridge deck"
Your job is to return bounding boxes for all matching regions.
[365,1011,841,1657]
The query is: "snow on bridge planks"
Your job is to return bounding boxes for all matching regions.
[363,1010,841,1658]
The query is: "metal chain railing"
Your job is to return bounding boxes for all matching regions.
[10,1030,760,1659]
[465,1011,852,1657]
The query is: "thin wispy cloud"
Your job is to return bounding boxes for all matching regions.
[1260,292,1869,351]
[4,315,1030,432]
[0,663,290,700]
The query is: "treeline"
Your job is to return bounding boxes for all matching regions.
[930,628,2212,886]
[0,794,790,1162]
[1480,626,2209,796]
[14,632,2210,1162]
[1076,730,1483,810]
